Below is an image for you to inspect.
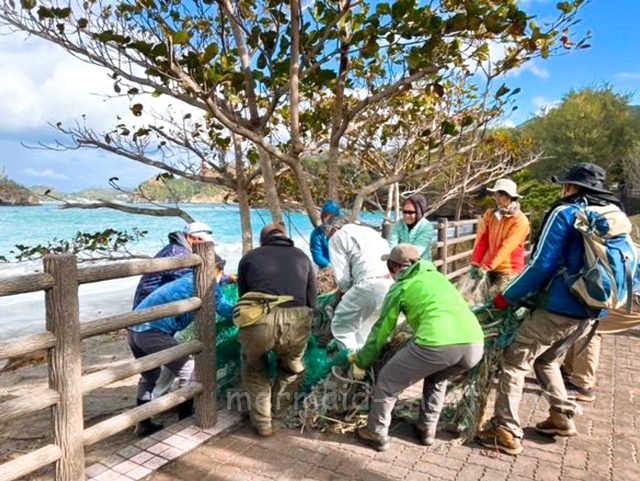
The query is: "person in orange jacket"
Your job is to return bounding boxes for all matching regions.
[470,179,530,291]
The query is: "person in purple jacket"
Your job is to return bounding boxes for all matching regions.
[133,221,214,308]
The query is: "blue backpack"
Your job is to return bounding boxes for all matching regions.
[566,205,639,313]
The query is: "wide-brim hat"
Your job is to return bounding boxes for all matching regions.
[486,178,520,198]
[551,162,611,194]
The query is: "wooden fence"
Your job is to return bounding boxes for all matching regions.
[0,243,217,481]
[0,218,491,481]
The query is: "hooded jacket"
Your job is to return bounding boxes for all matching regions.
[310,201,341,269]
[471,207,530,274]
[133,232,192,308]
[356,260,484,369]
[329,224,390,292]
[130,272,234,335]
[388,195,435,260]
[504,192,622,319]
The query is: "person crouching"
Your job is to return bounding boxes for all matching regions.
[350,244,485,451]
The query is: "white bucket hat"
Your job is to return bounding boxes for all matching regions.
[486,178,520,198]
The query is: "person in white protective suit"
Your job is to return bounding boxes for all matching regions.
[325,216,394,351]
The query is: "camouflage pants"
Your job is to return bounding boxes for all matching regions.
[238,306,313,432]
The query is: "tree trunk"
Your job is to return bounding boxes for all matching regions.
[291,161,321,226]
[258,146,283,223]
[233,134,253,253]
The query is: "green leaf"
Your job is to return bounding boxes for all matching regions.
[556,2,574,14]
[77,18,89,29]
[202,43,219,64]
[440,120,458,136]
[495,84,510,98]
[21,0,36,10]
[173,31,190,45]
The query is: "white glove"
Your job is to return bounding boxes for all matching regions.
[351,364,366,380]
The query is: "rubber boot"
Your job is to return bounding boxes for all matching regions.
[176,399,194,420]
[135,399,163,437]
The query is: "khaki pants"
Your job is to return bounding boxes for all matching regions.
[492,308,593,438]
[238,306,313,432]
[563,297,640,389]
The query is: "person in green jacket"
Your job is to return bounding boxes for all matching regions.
[351,244,484,452]
[387,194,435,260]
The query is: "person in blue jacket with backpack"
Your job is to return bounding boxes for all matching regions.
[128,270,234,435]
[477,162,635,455]
[310,201,340,269]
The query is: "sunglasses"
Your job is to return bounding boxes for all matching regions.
[402,210,417,215]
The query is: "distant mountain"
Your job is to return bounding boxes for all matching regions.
[29,185,132,203]
[0,175,39,206]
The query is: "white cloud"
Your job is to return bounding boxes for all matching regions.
[532,96,560,115]
[23,168,69,180]
[617,72,640,80]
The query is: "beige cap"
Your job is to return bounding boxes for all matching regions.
[381,244,421,266]
[486,178,520,198]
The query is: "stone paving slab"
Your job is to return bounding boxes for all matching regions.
[133,330,640,481]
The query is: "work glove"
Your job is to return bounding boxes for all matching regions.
[351,364,367,380]
[347,352,358,364]
[493,293,510,311]
[470,265,488,279]
[389,331,412,350]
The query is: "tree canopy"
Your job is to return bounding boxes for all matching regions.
[523,85,636,181]
[0,0,590,247]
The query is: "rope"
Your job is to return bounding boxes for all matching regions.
[284,210,311,246]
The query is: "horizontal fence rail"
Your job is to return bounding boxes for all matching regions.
[77,254,201,285]
[0,243,217,481]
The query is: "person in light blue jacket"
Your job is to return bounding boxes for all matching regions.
[387,194,435,260]
[310,200,341,269]
[127,270,234,435]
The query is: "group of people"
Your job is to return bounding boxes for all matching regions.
[125,161,638,460]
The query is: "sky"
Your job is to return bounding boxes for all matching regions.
[1,0,639,192]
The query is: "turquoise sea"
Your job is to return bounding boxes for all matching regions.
[0,203,384,340]
[0,203,384,272]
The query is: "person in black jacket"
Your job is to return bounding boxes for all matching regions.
[236,223,317,437]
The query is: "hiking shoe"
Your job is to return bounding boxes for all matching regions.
[135,419,163,437]
[356,427,390,452]
[476,426,524,456]
[565,381,596,402]
[415,424,436,446]
[535,409,578,437]
[255,426,279,438]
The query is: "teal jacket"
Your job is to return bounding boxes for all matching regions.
[356,260,484,369]
[387,218,435,260]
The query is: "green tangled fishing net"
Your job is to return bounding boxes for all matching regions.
[183,281,526,442]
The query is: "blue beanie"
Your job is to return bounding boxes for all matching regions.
[321,200,340,216]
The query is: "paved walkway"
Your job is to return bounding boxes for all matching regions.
[104,330,640,481]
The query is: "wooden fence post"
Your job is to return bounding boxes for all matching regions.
[43,254,84,481]
[192,242,217,428]
[438,217,449,275]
